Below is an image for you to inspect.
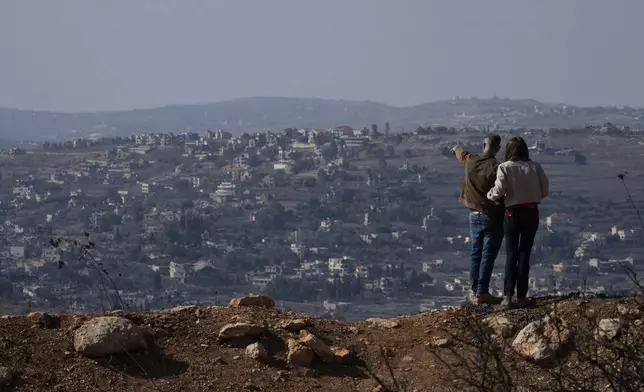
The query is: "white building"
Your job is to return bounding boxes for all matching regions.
[355,265,369,279]
[250,275,274,290]
[169,261,187,283]
[9,246,25,259]
[328,256,355,276]
[211,182,236,202]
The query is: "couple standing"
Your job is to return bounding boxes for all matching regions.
[452,134,549,308]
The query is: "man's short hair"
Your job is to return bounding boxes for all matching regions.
[486,133,501,149]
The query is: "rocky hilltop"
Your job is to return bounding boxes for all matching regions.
[0,294,642,392]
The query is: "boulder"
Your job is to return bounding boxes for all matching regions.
[299,330,334,362]
[366,318,400,329]
[218,323,267,340]
[512,316,570,362]
[484,315,517,339]
[287,339,315,367]
[170,305,197,313]
[277,318,308,332]
[74,317,148,358]
[595,318,622,341]
[27,311,59,329]
[245,342,268,360]
[228,296,275,308]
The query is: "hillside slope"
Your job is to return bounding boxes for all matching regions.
[2,97,644,141]
[0,294,642,392]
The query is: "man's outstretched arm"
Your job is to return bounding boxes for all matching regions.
[451,146,474,165]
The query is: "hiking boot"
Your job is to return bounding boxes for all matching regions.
[515,297,536,309]
[474,292,502,305]
[501,295,513,309]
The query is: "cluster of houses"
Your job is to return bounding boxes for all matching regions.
[1,124,642,315]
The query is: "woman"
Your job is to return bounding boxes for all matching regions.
[487,137,549,308]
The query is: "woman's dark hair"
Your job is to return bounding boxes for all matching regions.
[504,136,530,162]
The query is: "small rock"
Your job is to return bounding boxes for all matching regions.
[299,330,334,362]
[27,311,59,329]
[233,355,241,360]
[0,315,13,320]
[109,310,125,315]
[214,356,225,364]
[331,346,355,363]
[228,295,275,308]
[429,337,450,348]
[512,315,570,362]
[218,323,267,341]
[277,318,308,332]
[170,305,197,313]
[617,304,641,318]
[372,386,385,392]
[595,318,622,341]
[635,320,643,327]
[401,355,414,364]
[274,370,288,382]
[366,318,400,329]
[245,342,268,360]
[0,367,12,386]
[287,338,316,367]
[484,315,517,339]
[348,326,360,334]
[74,317,148,358]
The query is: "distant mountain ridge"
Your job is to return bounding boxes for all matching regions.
[1,96,643,141]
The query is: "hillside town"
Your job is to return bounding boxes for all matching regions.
[0,124,642,319]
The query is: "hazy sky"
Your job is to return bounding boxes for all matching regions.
[1,0,644,112]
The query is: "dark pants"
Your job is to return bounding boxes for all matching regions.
[503,206,540,298]
[469,210,504,295]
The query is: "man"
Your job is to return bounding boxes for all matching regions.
[451,134,504,305]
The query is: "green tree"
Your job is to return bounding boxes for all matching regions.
[257,202,287,230]
[322,141,338,161]
[175,180,191,192]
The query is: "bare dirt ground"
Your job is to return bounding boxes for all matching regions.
[0,294,642,392]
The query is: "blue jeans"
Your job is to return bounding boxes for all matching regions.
[469,210,504,295]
